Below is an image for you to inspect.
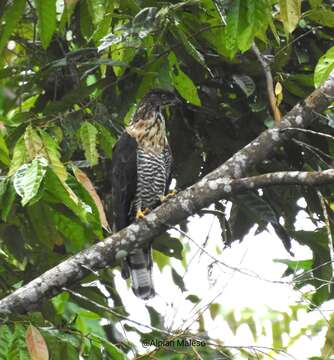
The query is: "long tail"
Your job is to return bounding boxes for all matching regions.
[122,246,155,300]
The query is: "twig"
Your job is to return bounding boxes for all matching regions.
[281,127,334,141]
[63,287,174,336]
[252,43,282,126]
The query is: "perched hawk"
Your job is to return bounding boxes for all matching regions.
[110,89,180,299]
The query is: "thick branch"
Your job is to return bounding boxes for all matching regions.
[1,71,334,315]
[232,169,334,190]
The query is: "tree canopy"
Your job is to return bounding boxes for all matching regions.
[1,0,334,359]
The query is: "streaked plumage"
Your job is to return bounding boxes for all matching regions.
[110,89,179,299]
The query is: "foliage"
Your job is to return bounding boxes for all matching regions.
[0,0,334,358]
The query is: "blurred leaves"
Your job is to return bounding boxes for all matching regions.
[78,122,99,166]
[314,46,334,87]
[72,165,110,232]
[168,52,201,106]
[0,0,26,57]
[35,0,57,49]
[13,156,48,206]
[279,0,301,33]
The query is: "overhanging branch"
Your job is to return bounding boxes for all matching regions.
[1,71,334,315]
[232,169,334,190]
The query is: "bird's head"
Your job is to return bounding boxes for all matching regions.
[141,89,181,108]
[133,89,181,122]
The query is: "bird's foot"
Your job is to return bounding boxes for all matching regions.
[136,208,150,219]
[160,190,177,203]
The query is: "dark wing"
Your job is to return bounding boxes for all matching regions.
[110,132,137,231]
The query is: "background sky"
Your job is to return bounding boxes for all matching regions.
[111,199,328,359]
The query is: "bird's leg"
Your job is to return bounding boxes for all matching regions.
[160,189,177,203]
[136,208,150,219]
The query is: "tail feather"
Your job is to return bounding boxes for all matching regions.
[122,246,155,300]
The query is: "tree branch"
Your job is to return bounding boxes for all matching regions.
[232,169,334,190]
[1,70,334,315]
[252,43,282,126]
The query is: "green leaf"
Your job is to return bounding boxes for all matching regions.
[35,0,57,48]
[0,325,14,359]
[80,0,94,39]
[13,156,48,206]
[0,133,10,166]
[292,229,332,306]
[132,7,158,38]
[43,79,108,114]
[41,329,79,360]
[209,303,220,319]
[225,311,238,335]
[152,233,183,260]
[40,130,68,181]
[234,192,278,225]
[314,46,334,88]
[272,321,283,348]
[168,52,201,106]
[274,258,313,272]
[171,24,212,76]
[279,0,301,33]
[43,169,92,223]
[78,121,99,166]
[186,294,200,303]
[27,202,63,249]
[8,136,27,177]
[285,73,314,97]
[95,124,116,159]
[172,268,186,291]
[307,8,334,27]
[309,0,322,7]
[232,74,256,97]
[322,312,334,358]
[1,181,16,221]
[92,3,113,41]
[0,0,26,56]
[87,0,107,25]
[135,57,172,99]
[152,250,170,271]
[24,125,45,160]
[229,202,254,242]
[8,324,30,360]
[49,209,87,252]
[224,0,241,58]
[238,0,270,52]
[89,334,127,360]
[63,0,79,26]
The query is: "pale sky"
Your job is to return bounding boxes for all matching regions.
[112,200,329,359]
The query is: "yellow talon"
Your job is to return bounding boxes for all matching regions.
[136,208,150,219]
[160,189,177,203]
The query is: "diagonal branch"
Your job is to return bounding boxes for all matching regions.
[1,71,334,315]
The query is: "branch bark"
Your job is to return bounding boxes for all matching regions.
[232,169,334,190]
[1,71,334,315]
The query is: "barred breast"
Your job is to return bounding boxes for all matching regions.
[135,148,168,210]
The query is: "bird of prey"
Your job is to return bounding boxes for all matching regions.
[110,89,180,300]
